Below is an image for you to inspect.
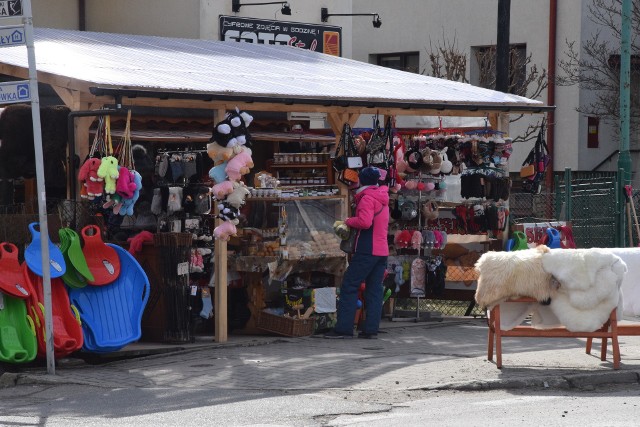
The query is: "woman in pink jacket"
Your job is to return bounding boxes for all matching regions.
[325,167,389,339]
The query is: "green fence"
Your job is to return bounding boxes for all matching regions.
[510,170,620,248]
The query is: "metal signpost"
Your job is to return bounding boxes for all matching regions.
[0,0,56,374]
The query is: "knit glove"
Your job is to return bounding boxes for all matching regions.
[333,220,351,240]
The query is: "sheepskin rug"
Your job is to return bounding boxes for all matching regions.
[540,248,626,332]
[474,245,555,309]
[603,248,640,317]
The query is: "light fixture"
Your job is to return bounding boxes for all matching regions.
[320,7,382,28]
[232,0,291,15]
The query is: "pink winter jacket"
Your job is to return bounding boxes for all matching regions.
[345,185,389,256]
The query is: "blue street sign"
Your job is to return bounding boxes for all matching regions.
[0,25,24,47]
[0,80,31,104]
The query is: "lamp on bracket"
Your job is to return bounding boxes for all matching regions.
[232,0,291,15]
[320,7,381,28]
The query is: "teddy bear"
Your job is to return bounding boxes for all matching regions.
[120,170,142,216]
[116,167,137,199]
[78,158,104,199]
[213,220,237,241]
[210,180,235,200]
[97,156,120,194]
[225,147,254,181]
[208,161,228,185]
[225,181,251,209]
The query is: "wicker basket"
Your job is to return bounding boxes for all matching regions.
[257,311,314,337]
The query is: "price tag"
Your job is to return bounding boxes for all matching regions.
[177,261,189,276]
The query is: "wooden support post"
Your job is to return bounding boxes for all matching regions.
[213,107,228,342]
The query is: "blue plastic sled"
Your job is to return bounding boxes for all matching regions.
[25,222,66,278]
[68,244,150,352]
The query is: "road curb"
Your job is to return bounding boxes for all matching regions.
[410,370,640,392]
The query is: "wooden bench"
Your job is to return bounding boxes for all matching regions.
[487,297,620,369]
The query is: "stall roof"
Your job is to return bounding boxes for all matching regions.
[0,28,549,113]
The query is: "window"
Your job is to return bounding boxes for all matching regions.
[377,52,420,74]
[471,44,527,95]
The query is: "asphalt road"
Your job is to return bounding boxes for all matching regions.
[1,383,640,426]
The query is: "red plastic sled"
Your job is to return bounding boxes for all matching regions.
[81,225,121,286]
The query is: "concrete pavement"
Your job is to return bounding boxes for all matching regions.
[3,317,640,392]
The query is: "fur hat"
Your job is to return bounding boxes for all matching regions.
[359,166,380,186]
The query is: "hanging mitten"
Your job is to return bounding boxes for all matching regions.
[410,258,426,297]
[200,287,213,319]
[167,187,183,214]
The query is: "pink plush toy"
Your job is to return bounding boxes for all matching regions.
[213,220,237,241]
[225,147,254,181]
[97,156,120,194]
[116,167,137,199]
[78,158,104,200]
[210,180,235,200]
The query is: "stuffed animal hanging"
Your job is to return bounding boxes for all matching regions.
[97,156,119,194]
[225,181,251,209]
[116,167,137,199]
[120,170,142,216]
[213,221,237,241]
[210,180,235,200]
[225,147,254,181]
[209,162,228,185]
[78,158,104,200]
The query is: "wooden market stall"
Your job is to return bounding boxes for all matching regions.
[0,28,553,342]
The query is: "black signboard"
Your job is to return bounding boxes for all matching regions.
[0,0,22,17]
[219,15,342,57]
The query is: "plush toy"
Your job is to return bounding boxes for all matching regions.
[213,220,237,241]
[210,180,235,200]
[209,161,228,185]
[225,181,251,209]
[206,141,238,164]
[120,170,142,216]
[97,156,119,194]
[78,158,104,199]
[228,110,253,147]
[225,147,254,181]
[116,167,137,199]
[217,201,240,222]
[211,116,235,148]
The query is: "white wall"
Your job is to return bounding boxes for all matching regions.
[31,0,78,29]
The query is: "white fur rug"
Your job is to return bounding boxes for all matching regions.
[487,248,627,332]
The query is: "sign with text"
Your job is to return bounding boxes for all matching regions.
[0,25,24,47]
[0,0,22,18]
[219,16,341,56]
[0,80,30,104]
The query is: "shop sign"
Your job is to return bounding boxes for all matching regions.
[219,15,342,56]
[0,25,24,47]
[0,80,30,105]
[0,0,22,18]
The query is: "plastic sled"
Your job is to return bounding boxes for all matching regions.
[58,229,92,289]
[81,225,120,286]
[23,265,83,359]
[511,231,530,251]
[69,244,149,352]
[0,292,37,363]
[0,243,31,299]
[24,222,66,279]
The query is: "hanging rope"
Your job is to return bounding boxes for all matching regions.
[117,110,134,170]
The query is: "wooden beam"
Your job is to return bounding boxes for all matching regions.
[213,107,228,343]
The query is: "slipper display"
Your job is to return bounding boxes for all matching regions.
[24,222,66,279]
[0,243,30,299]
[81,225,121,286]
